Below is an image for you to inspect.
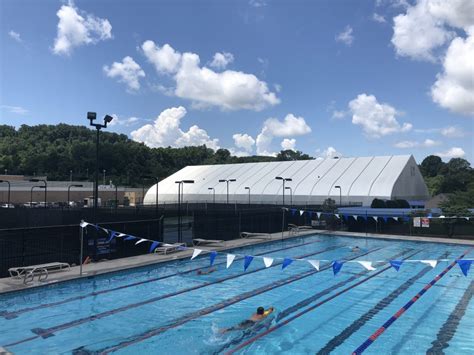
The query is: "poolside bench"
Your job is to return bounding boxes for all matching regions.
[240,232,272,240]
[193,238,224,246]
[8,262,71,285]
[288,224,313,235]
[154,243,186,255]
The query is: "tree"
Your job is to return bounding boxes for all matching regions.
[321,198,336,212]
[276,150,312,161]
[370,198,386,208]
[419,155,444,177]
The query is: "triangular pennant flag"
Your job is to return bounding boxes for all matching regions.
[372,216,378,222]
[382,216,388,223]
[80,221,89,228]
[465,217,470,221]
[291,208,297,216]
[317,212,321,219]
[210,251,218,266]
[191,248,203,260]
[353,215,358,220]
[244,255,254,271]
[263,257,274,268]
[332,260,343,275]
[149,241,159,253]
[124,235,137,241]
[282,258,293,270]
[308,211,313,218]
[392,216,399,221]
[361,215,368,221]
[300,210,305,216]
[226,254,236,268]
[457,259,472,276]
[420,260,438,268]
[390,260,403,271]
[308,260,320,271]
[334,214,340,219]
[107,231,119,243]
[135,238,148,245]
[357,261,376,271]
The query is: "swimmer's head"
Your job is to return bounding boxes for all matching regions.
[257,307,265,315]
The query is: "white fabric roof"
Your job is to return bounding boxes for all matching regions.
[144,155,430,206]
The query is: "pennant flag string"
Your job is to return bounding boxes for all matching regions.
[227,254,236,269]
[282,258,293,270]
[263,257,274,268]
[244,255,254,271]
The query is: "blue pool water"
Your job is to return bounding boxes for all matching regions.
[0,234,473,354]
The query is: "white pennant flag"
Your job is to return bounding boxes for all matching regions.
[263,257,274,268]
[392,217,399,221]
[191,249,203,260]
[420,260,437,268]
[372,216,378,221]
[135,238,148,245]
[335,214,340,219]
[117,233,127,238]
[358,261,376,271]
[353,215,358,220]
[227,254,236,268]
[300,210,305,216]
[308,260,320,271]
[79,221,89,228]
[465,217,470,221]
[317,212,321,219]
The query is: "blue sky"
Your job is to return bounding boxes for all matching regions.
[1,0,473,163]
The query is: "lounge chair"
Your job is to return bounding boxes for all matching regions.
[8,262,71,284]
[193,238,224,246]
[154,243,187,255]
[240,232,272,240]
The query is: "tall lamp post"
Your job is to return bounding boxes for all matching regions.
[275,176,292,205]
[87,112,113,217]
[285,186,293,206]
[30,185,45,206]
[68,184,83,208]
[0,180,11,207]
[29,178,47,207]
[208,187,215,204]
[103,169,106,185]
[218,179,236,204]
[334,185,342,230]
[244,186,251,205]
[175,180,194,243]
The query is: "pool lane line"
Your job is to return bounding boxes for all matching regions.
[351,248,472,355]
[426,280,474,354]
[92,247,383,355]
[0,237,323,320]
[224,249,428,355]
[317,251,450,354]
[4,244,344,348]
[276,248,418,323]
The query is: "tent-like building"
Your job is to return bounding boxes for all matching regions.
[144,155,430,206]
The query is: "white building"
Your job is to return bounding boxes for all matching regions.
[144,155,430,206]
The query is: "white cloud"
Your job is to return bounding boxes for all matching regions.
[316,146,342,158]
[274,83,282,92]
[332,110,346,120]
[335,26,354,46]
[8,30,22,43]
[142,40,280,111]
[131,106,219,150]
[108,115,140,127]
[373,13,386,23]
[349,93,412,138]
[394,138,441,148]
[435,147,466,159]
[103,56,145,91]
[281,138,296,151]
[53,3,112,56]
[256,113,311,155]
[142,40,182,74]
[233,133,255,152]
[1,105,28,115]
[209,52,234,70]
[249,0,267,7]
[440,125,465,138]
[431,29,474,116]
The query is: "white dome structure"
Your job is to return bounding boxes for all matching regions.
[144,155,429,206]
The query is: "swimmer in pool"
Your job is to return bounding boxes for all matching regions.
[220,306,274,333]
[352,246,361,252]
[197,267,217,275]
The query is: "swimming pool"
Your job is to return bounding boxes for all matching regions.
[0,234,472,354]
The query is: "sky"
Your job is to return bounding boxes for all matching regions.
[1,0,473,164]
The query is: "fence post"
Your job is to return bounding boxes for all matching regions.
[79,221,84,276]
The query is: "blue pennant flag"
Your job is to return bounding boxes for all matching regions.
[308,211,313,218]
[282,258,293,270]
[360,215,367,221]
[457,259,472,276]
[390,260,403,271]
[149,241,159,253]
[124,235,137,241]
[382,216,388,223]
[210,251,218,266]
[244,255,254,271]
[107,231,119,243]
[291,209,297,216]
[332,261,344,276]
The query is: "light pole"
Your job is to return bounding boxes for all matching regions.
[208,187,215,204]
[29,179,47,207]
[334,185,342,206]
[0,180,11,207]
[275,176,292,205]
[87,112,113,217]
[285,186,293,206]
[30,185,45,206]
[68,184,83,208]
[86,168,89,181]
[175,180,194,243]
[218,179,236,204]
[244,186,251,205]
[70,170,73,182]
[103,169,106,185]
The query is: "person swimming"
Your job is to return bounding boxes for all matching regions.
[197,267,217,275]
[352,246,361,252]
[220,306,274,334]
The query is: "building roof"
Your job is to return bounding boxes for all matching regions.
[144,155,430,206]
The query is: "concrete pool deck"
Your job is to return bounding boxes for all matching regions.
[1,229,472,295]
